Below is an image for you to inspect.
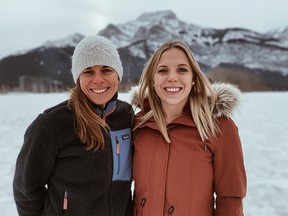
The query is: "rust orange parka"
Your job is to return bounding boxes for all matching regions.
[132,83,247,216]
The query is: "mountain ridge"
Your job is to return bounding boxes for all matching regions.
[0,10,287,92]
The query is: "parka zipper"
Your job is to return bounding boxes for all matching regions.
[204,142,213,155]
[115,136,120,174]
[63,191,68,210]
[162,139,171,215]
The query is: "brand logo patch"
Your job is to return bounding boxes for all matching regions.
[122,134,130,140]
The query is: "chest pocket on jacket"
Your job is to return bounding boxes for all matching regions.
[110,128,132,181]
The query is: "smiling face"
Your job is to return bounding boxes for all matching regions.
[153,47,193,111]
[79,65,119,106]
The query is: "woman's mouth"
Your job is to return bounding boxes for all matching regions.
[164,87,182,93]
[91,87,108,94]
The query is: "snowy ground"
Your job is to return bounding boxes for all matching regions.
[0,91,287,216]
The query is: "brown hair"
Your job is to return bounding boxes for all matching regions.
[68,81,109,151]
[136,40,218,142]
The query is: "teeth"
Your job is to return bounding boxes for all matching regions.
[165,87,180,92]
[92,88,107,93]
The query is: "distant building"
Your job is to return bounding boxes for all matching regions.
[18,75,65,92]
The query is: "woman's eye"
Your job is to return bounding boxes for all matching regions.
[158,69,167,74]
[102,69,112,74]
[179,68,188,73]
[82,70,94,75]
[102,67,114,75]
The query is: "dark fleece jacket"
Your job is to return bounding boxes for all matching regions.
[13,98,134,216]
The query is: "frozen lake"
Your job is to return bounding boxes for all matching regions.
[0,91,287,216]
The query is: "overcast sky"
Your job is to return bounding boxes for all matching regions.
[1,0,287,59]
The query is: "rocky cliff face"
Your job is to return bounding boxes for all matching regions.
[1,10,287,92]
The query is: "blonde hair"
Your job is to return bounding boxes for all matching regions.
[136,40,218,142]
[68,82,109,151]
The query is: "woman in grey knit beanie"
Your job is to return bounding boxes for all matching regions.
[13,35,134,216]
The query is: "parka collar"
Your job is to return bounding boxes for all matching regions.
[130,82,241,119]
[136,111,196,131]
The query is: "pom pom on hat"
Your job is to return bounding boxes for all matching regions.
[71,35,123,83]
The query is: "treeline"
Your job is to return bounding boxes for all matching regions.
[1,65,288,93]
[207,64,288,91]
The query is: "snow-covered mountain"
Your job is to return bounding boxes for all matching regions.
[0,10,287,92]
[98,10,288,75]
[42,33,84,49]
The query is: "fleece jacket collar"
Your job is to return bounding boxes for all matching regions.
[92,93,118,118]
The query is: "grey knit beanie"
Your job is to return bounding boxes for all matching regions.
[71,35,123,83]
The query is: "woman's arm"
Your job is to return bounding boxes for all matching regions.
[213,117,247,216]
[13,114,58,216]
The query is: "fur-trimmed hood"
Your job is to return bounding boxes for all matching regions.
[129,82,241,118]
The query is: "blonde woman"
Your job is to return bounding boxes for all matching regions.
[132,40,246,216]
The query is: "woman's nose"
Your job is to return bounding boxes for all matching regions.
[92,72,105,83]
[167,71,178,82]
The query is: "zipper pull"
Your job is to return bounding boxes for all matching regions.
[115,136,120,155]
[102,109,107,121]
[204,143,208,151]
[63,191,68,210]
